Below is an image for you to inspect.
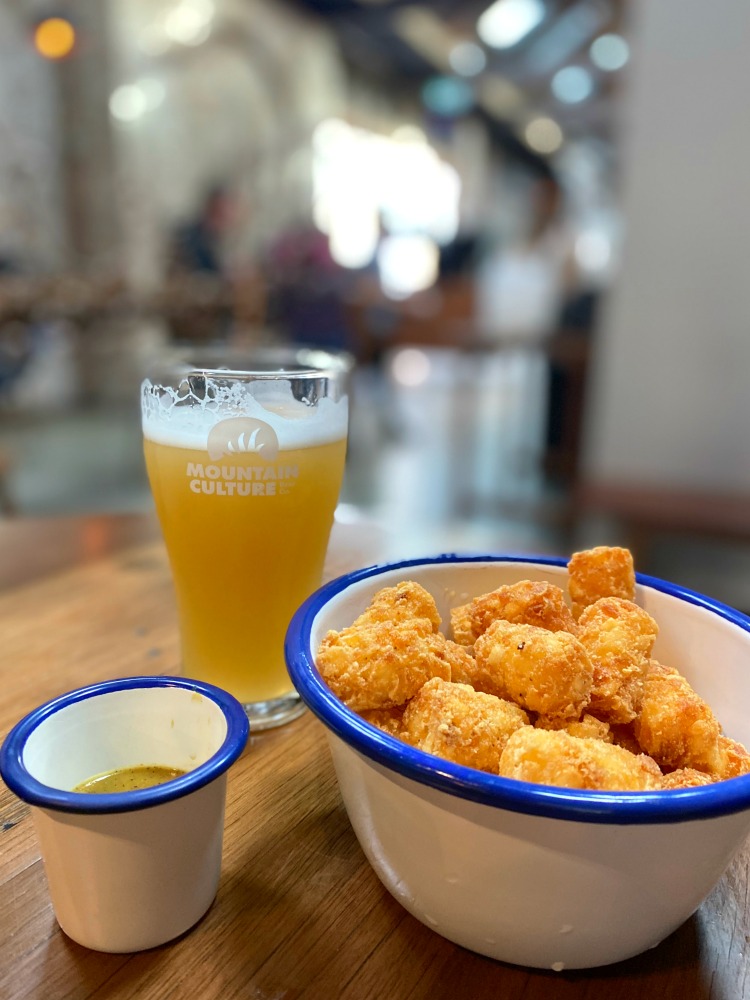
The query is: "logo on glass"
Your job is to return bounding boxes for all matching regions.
[207,417,280,462]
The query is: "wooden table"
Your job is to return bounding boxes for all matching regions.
[1,513,748,1000]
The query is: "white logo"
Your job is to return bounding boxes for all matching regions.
[207,417,279,461]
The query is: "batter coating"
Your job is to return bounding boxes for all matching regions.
[498,726,662,791]
[633,660,724,773]
[450,580,578,647]
[577,597,658,724]
[473,620,593,720]
[402,678,529,772]
[568,546,635,619]
[317,618,452,711]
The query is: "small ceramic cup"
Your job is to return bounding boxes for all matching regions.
[0,675,249,953]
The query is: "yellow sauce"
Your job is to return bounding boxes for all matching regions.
[73,764,186,794]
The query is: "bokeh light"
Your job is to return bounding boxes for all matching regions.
[478,0,545,50]
[34,17,76,60]
[390,348,432,388]
[377,235,440,300]
[448,42,487,77]
[551,66,594,104]
[421,76,474,118]
[524,116,563,154]
[312,117,461,282]
[590,33,630,72]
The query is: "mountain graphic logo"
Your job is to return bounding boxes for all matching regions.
[207,417,280,461]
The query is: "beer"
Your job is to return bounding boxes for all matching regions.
[141,349,350,726]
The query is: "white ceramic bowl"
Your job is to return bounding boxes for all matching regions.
[285,554,750,971]
[0,676,249,952]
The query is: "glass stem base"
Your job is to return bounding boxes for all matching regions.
[242,693,306,731]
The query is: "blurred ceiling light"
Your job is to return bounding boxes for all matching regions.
[590,33,630,71]
[34,17,76,60]
[477,74,525,118]
[109,85,149,124]
[392,125,428,144]
[377,236,439,300]
[421,76,474,117]
[390,348,432,388]
[575,230,611,272]
[551,66,594,103]
[477,0,545,50]
[312,118,460,269]
[164,0,214,46]
[525,2,607,76]
[328,208,380,269]
[448,41,487,77]
[524,116,563,154]
[138,77,166,111]
[312,117,352,154]
[392,6,458,73]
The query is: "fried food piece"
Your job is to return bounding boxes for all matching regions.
[608,722,643,756]
[661,768,714,789]
[712,736,750,781]
[450,580,578,646]
[443,639,479,686]
[316,618,451,712]
[473,620,593,720]
[402,678,529,772]
[633,660,724,773]
[353,581,441,632]
[498,726,662,791]
[568,546,636,619]
[577,597,658,724]
[359,705,406,738]
[499,726,661,791]
[536,712,612,743]
[450,602,477,647]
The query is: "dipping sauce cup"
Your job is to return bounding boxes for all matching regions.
[0,676,249,953]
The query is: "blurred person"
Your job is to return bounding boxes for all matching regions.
[170,184,233,276]
[166,184,235,344]
[264,221,353,353]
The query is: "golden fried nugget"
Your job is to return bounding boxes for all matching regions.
[442,639,478,686]
[633,660,724,773]
[608,722,643,756]
[577,597,658,724]
[536,712,612,742]
[450,580,578,647]
[498,726,662,791]
[450,602,477,646]
[316,618,451,711]
[473,620,593,719]
[568,546,635,619]
[353,581,441,632]
[402,678,529,772]
[713,736,750,780]
[660,768,714,789]
[359,705,406,738]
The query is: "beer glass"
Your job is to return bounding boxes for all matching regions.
[141,345,351,729]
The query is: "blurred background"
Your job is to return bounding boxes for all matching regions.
[1,0,749,607]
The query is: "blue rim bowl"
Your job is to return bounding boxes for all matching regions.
[285,553,750,826]
[0,675,250,814]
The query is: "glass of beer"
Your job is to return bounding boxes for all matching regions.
[141,345,351,730]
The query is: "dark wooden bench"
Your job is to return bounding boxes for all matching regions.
[575,481,750,561]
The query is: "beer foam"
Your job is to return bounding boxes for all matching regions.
[141,377,348,450]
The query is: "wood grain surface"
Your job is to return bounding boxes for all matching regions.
[1,515,749,1000]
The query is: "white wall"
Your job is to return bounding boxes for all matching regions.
[0,3,65,270]
[583,0,750,492]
